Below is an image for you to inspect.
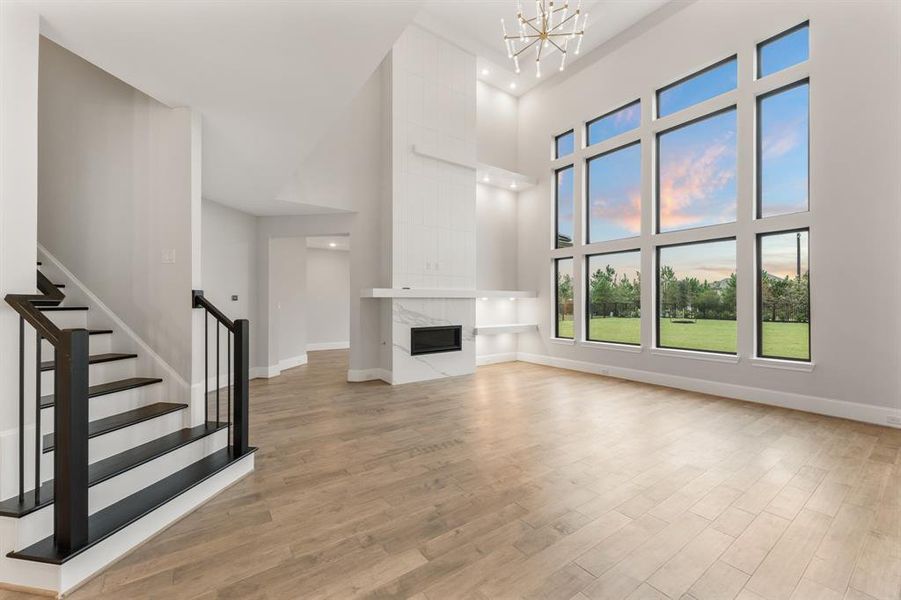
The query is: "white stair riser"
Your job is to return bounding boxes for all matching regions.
[40,409,186,476]
[41,358,137,394]
[13,429,228,547]
[41,384,165,436]
[39,310,88,330]
[41,334,112,359]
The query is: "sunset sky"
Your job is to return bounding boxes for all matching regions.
[588,142,641,242]
[761,230,808,279]
[660,239,736,283]
[587,101,640,146]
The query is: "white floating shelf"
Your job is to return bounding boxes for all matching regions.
[474,323,538,335]
[361,288,536,299]
[410,144,536,191]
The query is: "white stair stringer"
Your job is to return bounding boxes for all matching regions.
[0,451,254,595]
[37,245,190,410]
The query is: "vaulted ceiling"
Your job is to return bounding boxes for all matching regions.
[26,0,670,217]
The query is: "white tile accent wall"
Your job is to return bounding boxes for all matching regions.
[391,26,476,290]
[387,26,477,383]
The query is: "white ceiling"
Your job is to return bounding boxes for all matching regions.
[416,0,669,97]
[25,0,669,217]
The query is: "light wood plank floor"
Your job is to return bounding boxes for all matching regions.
[5,350,900,600]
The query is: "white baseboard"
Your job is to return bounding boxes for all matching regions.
[307,341,350,351]
[515,352,901,429]
[249,366,279,380]
[347,368,392,384]
[278,354,307,371]
[476,352,517,366]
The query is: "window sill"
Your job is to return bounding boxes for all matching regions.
[650,347,739,364]
[580,341,643,353]
[750,357,815,372]
[549,337,575,346]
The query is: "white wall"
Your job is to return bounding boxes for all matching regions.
[306,248,350,349]
[201,199,260,376]
[476,81,519,172]
[0,2,40,499]
[515,0,901,425]
[37,38,199,384]
[270,237,307,370]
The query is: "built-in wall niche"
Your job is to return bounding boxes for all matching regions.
[411,144,537,192]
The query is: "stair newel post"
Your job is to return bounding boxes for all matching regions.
[232,319,250,455]
[54,328,90,553]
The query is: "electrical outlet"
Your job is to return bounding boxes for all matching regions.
[161,249,176,264]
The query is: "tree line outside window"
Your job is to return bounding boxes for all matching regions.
[553,22,810,361]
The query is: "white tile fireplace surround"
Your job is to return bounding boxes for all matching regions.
[391,298,475,384]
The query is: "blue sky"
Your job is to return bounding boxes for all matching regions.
[658,58,737,117]
[556,166,574,244]
[759,24,809,77]
[760,83,808,217]
[659,109,737,232]
[588,143,641,242]
[588,101,640,146]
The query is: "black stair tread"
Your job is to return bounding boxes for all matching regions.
[38,305,88,312]
[42,402,187,453]
[54,283,65,288]
[0,423,228,518]
[8,446,256,564]
[40,377,163,409]
[88,329,113,335]
[40,352,137,372]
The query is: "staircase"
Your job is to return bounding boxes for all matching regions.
[0,260,255,593]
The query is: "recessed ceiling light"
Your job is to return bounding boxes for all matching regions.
[328,242,337,248]
[481,68,490,76]
[509,81,517,90]
[510,182,517,189]
[482,175,490,183]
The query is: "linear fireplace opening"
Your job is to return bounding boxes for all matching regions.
[410,325,462,356]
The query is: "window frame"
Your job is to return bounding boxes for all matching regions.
[554,129,575,159]
[655,236,738,355]
[554,257,574,340]
[756,21,810,80]
[585,99,641,148]
[655,105,738,235]
[755,78,810,219]
[585,248,642,346]
[655,54,738,119]
[585,139,642,245]
[555,164,575,249]
[756,228,811,362]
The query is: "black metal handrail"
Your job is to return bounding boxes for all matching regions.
[192,290,250,455]
[5,268,89,553]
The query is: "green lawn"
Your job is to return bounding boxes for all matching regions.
[761,321,809,360]
[555,317,808,359]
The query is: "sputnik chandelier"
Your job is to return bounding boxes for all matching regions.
[501,1,588,78]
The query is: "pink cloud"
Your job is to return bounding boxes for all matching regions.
[591,189,641,234]
[762,120,802,159]
[660,142,735,227]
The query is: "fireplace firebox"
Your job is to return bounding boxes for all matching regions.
[410,325,462,356]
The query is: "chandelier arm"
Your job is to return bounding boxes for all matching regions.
[513,37,541,58]
[548,37,567,54]
[522,18,544,36]
[549,12,578,32]
[506,34,542,40]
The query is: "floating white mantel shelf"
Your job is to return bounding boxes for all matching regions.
[411,144,537,191]
[361,288,536,299]
[474,323,538,335]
